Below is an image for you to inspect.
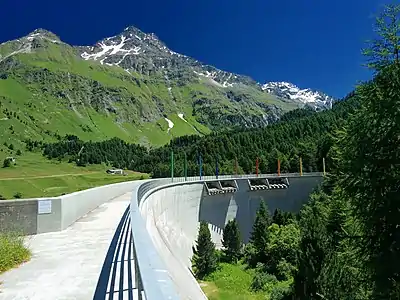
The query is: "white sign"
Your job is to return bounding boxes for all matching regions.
[38,200,52,214]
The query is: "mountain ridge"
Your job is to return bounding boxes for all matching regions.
[77,26,335,107]
[0,26,334,150]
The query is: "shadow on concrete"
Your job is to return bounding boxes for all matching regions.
[197,176,324,244]
[198,185,231,235]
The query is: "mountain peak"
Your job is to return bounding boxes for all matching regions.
[123,26,145,35]
[75,25,333,109]
[25,28,61,43]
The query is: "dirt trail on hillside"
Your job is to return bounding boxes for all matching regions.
[0,172,101,181]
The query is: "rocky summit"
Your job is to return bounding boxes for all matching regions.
[0,26,335,147]
[78,26,256,87]
[261,82,334,109]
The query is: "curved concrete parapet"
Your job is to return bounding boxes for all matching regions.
[0,180,144,235]
[135,174,323,299]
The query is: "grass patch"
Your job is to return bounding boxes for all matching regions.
[201,262,268,300]
[0,232,31,274]
[0,152,149,199]
[0,171,149,199]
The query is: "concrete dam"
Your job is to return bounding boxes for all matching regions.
[0,173,323,300]
[139,174,323,299]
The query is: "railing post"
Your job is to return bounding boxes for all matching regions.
[134,253,143,300]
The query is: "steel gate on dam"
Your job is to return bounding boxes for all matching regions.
[130,173,324,300]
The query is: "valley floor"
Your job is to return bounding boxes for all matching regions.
[0,152,148,199]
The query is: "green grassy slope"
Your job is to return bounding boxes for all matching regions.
[200,262,291,300]
[0,39,207,148]
[0,34,298,149]
[0,151,149,199]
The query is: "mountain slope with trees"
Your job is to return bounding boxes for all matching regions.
[37,91,359,177]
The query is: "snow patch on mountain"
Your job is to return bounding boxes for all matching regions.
[193,70,234,88]
[165,117,174,133]
[178,113,188,123]
[81,35,141,62]
[76,26,333,107]
[26,33,41,41]
[262,81,334,109]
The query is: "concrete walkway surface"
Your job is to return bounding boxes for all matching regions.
[0,192,132,300]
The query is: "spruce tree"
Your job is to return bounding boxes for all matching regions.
[222,219,242,263]
[362,4,400,71]
[335,5,400,297]
[292,190,329,299]
[272,208,285,226]
[336,64,400,299]
[249,200,272,264]
[192,221,218,279]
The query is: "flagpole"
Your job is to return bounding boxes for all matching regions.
[299,157,303,176]
[277,158,281,176]
[199,154,203,180]
[184,152,187,181]
[235,156,238,176]
[171,149,174,182]
[256,157,259,177]
[215,156,219,179]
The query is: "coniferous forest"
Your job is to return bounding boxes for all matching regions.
[23,4,400,299]
[31,92,359,177]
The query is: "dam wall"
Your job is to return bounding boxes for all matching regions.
[0,180,143,235]
[139,175,323,299]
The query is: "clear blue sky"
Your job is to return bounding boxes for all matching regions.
[0,0,392,98]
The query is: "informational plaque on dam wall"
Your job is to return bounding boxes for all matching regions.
[38,200,52,214]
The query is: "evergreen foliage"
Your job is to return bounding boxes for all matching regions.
[272,208,296,226]
[192,221,218,279]
[363,4,400,71]
[248,201,272,266]
[222,218,242,263]
[334,64,400,299]
[35,93,360,176]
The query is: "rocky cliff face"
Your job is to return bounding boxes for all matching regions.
[261,81,334,109]
[78,26,256,87]
[78,26,335,110]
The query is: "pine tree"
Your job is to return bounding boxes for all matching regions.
[249,200,272,264]
[272,208,285,226]
[222,219,242,263]
[363,4,400,72]
[335,64,400,299]
[334,5,400,297]
[291,190,330,300]
[192,221,218,279]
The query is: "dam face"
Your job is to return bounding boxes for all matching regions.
[139,175,323,299]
